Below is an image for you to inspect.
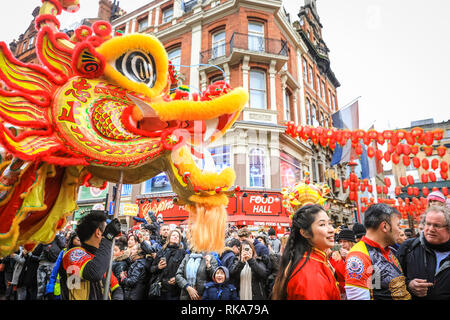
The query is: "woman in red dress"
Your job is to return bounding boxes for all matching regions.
[272,204,340,300]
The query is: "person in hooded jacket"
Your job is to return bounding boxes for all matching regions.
[148,229,186,300]
[122,244,148,300]
[202,266,239,300]
[176,250,218,300]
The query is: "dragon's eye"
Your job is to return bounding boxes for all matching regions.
[114,50,156,88]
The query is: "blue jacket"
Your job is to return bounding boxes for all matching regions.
[201,266,238,300]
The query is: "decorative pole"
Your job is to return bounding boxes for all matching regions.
[103,171,123,300]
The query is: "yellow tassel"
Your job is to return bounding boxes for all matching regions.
[186,203,228,254]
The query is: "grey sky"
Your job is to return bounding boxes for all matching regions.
[1,0,449,132]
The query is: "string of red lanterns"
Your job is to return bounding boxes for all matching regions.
[284,122,449,222]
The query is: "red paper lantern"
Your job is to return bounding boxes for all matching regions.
[342,180,349,189]
[423,146,433,156]
[391,153,399,165]
[334,179,341,188]
[411,127,424,138]
[400,176,407,186]
[395,186,401,196]
[423,131,434,146]
[421,173,428,184]
[431,158,439,170]
[412,157,421,169]
[376,132,385,145]
[442,187,448,196]
[407,175,415,185]
[383,186,389,195]
[375,149,383,161]
[402,155,411,167]
[441,161,448,173]
[368,129,378,140]
[383,151,391,162]
[367,146,375,158]
[402,144,411,156]
[433,128,444,141]
[384,177,391,187]
[411,145,419,155]
[377,185,382,194]
[429,171,436,182]
[355,143,363,156]
[413,187,419,197]
[407,187,413,196]
[367,185,373,193]
[395,144,402,155]
[440,171,448,180]
[422,187,429,197]
[405,132,415,145]
[422,158,429,170]
[437,145,447,158]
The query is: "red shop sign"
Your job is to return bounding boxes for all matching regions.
[242,192,282,216]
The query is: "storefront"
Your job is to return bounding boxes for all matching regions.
[136,190,292,234]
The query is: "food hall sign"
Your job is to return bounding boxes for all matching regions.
[242,194,281,216]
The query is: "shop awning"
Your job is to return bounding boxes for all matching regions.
[227,215,291,227]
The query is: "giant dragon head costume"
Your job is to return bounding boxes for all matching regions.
[0,0,248,257]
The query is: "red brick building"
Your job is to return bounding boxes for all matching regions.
[110,0,353,230]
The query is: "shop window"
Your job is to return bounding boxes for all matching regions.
[143,173,172,194]
[249,148,266,188]
[280,152,301,187]
[249,69,267,109]
[212,30,226,59]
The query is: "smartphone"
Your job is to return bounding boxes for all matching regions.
[160,257,166,263]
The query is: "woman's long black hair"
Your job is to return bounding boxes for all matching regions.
[271,204,325,300]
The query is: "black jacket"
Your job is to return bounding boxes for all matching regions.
[112,252,130,288]
[18,244,43,288]
[397,233,450,300]
[229,256,270,300]
[122,256,148,300]
[149,245,186,298]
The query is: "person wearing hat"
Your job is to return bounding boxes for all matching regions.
[329,228,356,299]
[427,191,446,207]
[267,228,281,254]
[352,223,367,242]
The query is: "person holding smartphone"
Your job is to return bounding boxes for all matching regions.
[229,240,270,300]
[148,229,185,300]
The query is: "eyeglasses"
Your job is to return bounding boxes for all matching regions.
[425,222,448,230]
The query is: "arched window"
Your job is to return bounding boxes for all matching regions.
[168,47,181,72]
[249,148,266,187]
[311,103,317,126]
[249,69,267,109]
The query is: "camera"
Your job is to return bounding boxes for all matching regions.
[244,247,250,252]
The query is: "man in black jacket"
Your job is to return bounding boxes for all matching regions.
[397,205,450,300]
[60,210,123,300]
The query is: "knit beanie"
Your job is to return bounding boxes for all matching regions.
[427,191,446,203]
